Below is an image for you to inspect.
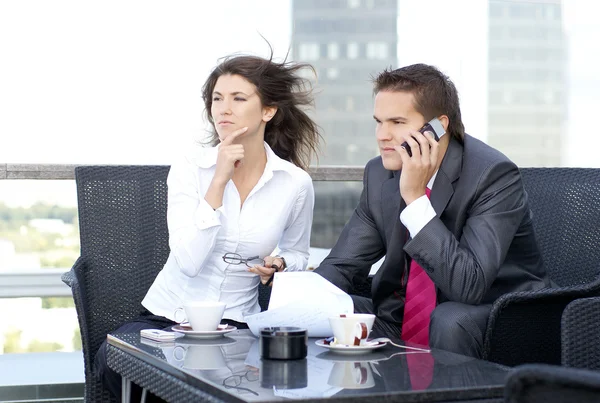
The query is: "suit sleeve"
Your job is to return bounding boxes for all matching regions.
[404,159,527,305]
[314,162,386,292]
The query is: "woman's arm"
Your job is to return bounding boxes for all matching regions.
[247,173,315,284]
[274,173,314,272]
[166,158,223,278]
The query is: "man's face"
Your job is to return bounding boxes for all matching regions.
[373,90,426,171]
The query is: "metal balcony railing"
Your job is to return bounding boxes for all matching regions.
[0,163,365,298]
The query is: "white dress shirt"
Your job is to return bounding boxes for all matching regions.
[142,142,314,323]
[400,172,438,238]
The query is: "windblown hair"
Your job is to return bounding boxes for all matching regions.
[373,64,465,142]
[201,53,322,171]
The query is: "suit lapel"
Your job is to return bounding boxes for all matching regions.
[381,171,404,242]
[373,172,408,306]
[430,137,463,217]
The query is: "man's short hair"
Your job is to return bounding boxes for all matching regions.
[373,64,465,142]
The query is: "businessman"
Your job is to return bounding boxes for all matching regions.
[314,63,550,358]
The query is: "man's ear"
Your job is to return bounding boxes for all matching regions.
[438,115,450,132]
[263,106,278,122]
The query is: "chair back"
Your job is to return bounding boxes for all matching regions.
[483,168,600,366]
[561,297,600,369]
[520,168,600,286]
[74,165,170,401]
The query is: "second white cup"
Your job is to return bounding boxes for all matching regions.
[328,313,375,346]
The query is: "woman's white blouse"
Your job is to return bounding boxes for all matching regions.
[142,142,314,323]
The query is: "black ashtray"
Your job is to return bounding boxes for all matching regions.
[259,326,307,360]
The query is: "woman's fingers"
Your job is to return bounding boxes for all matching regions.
[247,265,276,277]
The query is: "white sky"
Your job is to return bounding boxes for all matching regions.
[1,0,599,207]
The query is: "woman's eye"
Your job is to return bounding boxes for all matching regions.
[234,97,246,101]
[213,97,221,101]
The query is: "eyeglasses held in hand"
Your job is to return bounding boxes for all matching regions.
[222,252,280,270]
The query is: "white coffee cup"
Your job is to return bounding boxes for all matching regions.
[172,345,226,370]
[174,301,226,331]
[328,361,375,389]
[328,313,375,346]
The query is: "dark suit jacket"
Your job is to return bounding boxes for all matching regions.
[315,134,550,324]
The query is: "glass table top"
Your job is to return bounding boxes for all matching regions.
[108,330,509,402]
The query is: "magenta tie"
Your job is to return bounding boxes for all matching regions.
[401,188,437,347]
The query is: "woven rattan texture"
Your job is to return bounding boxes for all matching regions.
[483,168,600,366]
[107,345,226,403]
[66,166,170,401]
[505,364,600,403]
[561,297,600,369]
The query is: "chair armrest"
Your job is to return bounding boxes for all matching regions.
[62,257,96,377]
[61,268,76,288]
[483,281,600,366]
[62,256,86,288]
[505,364,600,403]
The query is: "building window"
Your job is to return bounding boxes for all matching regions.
[328,43,340,60]
[366,42,389,59]
[347,0,360,9]
[347,42,359,59]
[542,90,555,104]
[346,96,355,111]
[489,3,506,17]
[327,68,339,80]
[298,43,320,61]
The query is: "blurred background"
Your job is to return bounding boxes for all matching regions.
[0,0,597,357]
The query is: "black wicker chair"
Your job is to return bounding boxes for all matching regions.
[62,166,171,402]
[483,168,600,366]
[504,364,600,403]
[561,297,600,370]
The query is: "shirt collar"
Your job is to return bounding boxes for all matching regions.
[428,171,438,190]
[192,142,292,174]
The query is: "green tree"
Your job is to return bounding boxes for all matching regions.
[72,328,82,351]
[27,339,64,353]
[42,297,76,309]
[3,329,24,353]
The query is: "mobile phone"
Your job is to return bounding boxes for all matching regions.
[141,337,176,348]
[401,117,446,157]
[140,328,178,342]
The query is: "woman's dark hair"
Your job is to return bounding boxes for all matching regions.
[373,64,465,142]
[201,53,322,171]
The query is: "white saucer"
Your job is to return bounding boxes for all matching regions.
[315,339,387,355]
[172,324,237,339]
[175,336,238,347]
[315,351,389,362]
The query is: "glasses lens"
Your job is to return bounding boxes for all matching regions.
[224,375,242,387]
[246,370,259,382]
[223,253,243,264]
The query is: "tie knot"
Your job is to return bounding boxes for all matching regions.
[425,188,431,198]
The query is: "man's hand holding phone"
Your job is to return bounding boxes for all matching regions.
[395,118,445,205]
